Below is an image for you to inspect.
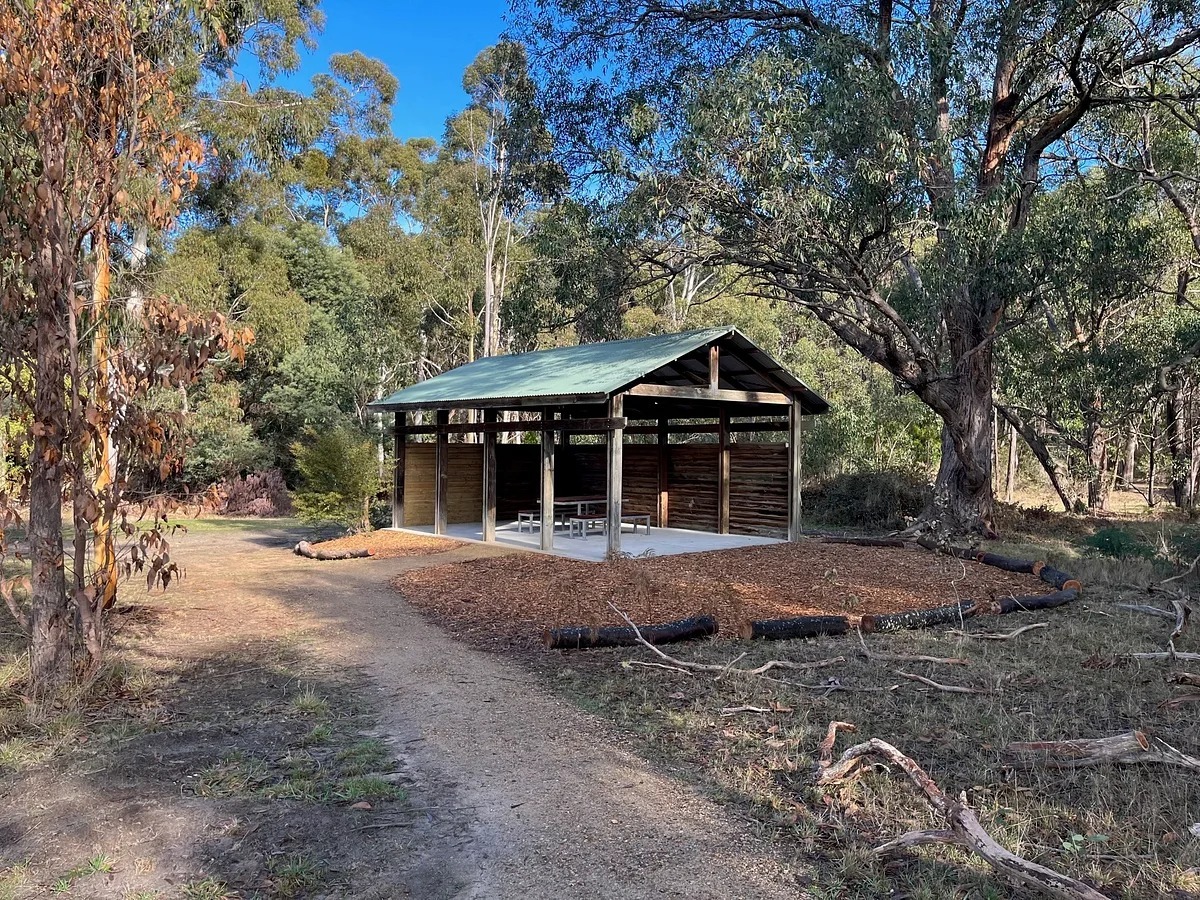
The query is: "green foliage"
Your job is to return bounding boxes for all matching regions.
[291,427,380,532]
[184,380,269,486]
[805,472,929,530]
[1083,528,1155,561]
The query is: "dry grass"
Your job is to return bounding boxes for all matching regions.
[540,568,1200,899]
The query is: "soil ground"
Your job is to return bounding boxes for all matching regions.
[0,522,808,899]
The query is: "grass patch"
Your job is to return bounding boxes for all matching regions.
[544,556,1200,900]
[181,877,233,900]
[0,863,32,900]
[288,686,330,717]
[335,738,389,775]
[267,853,324,898]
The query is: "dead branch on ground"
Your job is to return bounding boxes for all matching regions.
[1125,650,1200,663]
[814,722,1108,900]
[855,628,967,665]
[893,670,985,694]
[946,623,1048,641]
[607,602,845,679]
[1005,730,1200,774]
[1115,603,1177,620]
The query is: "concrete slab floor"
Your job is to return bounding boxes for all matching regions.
[394,521,782,562]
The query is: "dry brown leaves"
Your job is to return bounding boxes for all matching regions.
[392,539,1053,650]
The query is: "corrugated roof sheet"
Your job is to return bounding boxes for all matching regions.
[370,326,828,413]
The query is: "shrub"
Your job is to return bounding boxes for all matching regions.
[1083,526,1154,560]
[805,471,928,530]
[291,427,380,532]
[217,468,292,517]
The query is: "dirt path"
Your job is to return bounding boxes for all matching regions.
[154,523,806,899]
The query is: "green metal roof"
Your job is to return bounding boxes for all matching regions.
[369,326,829,414]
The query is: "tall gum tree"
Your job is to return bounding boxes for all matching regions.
[514,0,1200,535]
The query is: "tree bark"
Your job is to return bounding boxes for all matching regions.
[931,362,996,536]
[1004,421,1017,502]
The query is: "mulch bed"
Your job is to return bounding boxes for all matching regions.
[392,539,1054,650]
[311,530,465,559]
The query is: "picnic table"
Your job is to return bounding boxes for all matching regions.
[517,495,607,533]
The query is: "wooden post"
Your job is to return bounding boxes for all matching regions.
[540,408,556,551]
[788,400,803,541]
[483,408,497,542]
[657,416,669,528]
[434,409,449,535]
[718,409,730,534]
[392,411,406,528]
[607,394,625,557]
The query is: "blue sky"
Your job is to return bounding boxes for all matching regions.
[282,0,510,141]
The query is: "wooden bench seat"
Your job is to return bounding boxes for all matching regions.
[568,514,651,539]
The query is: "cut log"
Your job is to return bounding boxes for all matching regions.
[544,614,717,650]
[1038,566,1074,590]
[738,615,850,641]
[294,541,373,561]
[995,589,1079,615]
[1005,730,1200,774]
[861,600,976,634]
[973,552,1044,575]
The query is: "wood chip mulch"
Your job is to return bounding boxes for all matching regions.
[312,530,466,559]
[392,539,1053,650]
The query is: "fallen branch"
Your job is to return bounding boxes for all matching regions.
[1125,650,1200,662]
[720,705,772,715]
[294,540,372,561]
[1005,730,1200,774]
[1167,672,1200,687]
[1169,599,1190,642]
[946,623,1048,641]
[1114,603,1176,620]
[545,615,717,650]
[814,723,1108,900]
[856,629,967,665]
[861,600,977,633]
[893,670,984,694]
[606,602,844,679]
[622,660,693,676]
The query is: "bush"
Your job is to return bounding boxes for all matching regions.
[1083,526,1155,560]
[291,427,380,532]
[217,469,292,517]
[805,471,928,530]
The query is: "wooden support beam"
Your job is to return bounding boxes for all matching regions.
[623,421,789,436]
[626,383,790,405]
[607,394,625,557]
[434,409,449,535]
[404,416,626,436]
[788,399,803,541]
[482,408,497,542]
[392,412,406,528]
[709,344,720,390]
[657,417,669,528]
[718,409,730,534]
[540,409,556,552]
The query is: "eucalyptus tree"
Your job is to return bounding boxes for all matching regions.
[513,0,1200,535]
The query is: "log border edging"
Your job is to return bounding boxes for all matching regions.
[743,537,1082,640]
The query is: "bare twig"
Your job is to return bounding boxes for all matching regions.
[606,602,844,679]
[815,724,1108,900]
[720,705,772,715]
[622,660,693,676]
[946,623,1048,641]
[1115,603,1177,620]
[1169,599,1190,642]
[1161,552,1200,584]
[893,670,985,694]
[855,628,967,665]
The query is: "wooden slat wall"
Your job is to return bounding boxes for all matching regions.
[562,446,660,523]
[400,438,788,534]
[667,445,720,531]
[729,443,788,537]
[496,444,541,519]
[404,444,483,525]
